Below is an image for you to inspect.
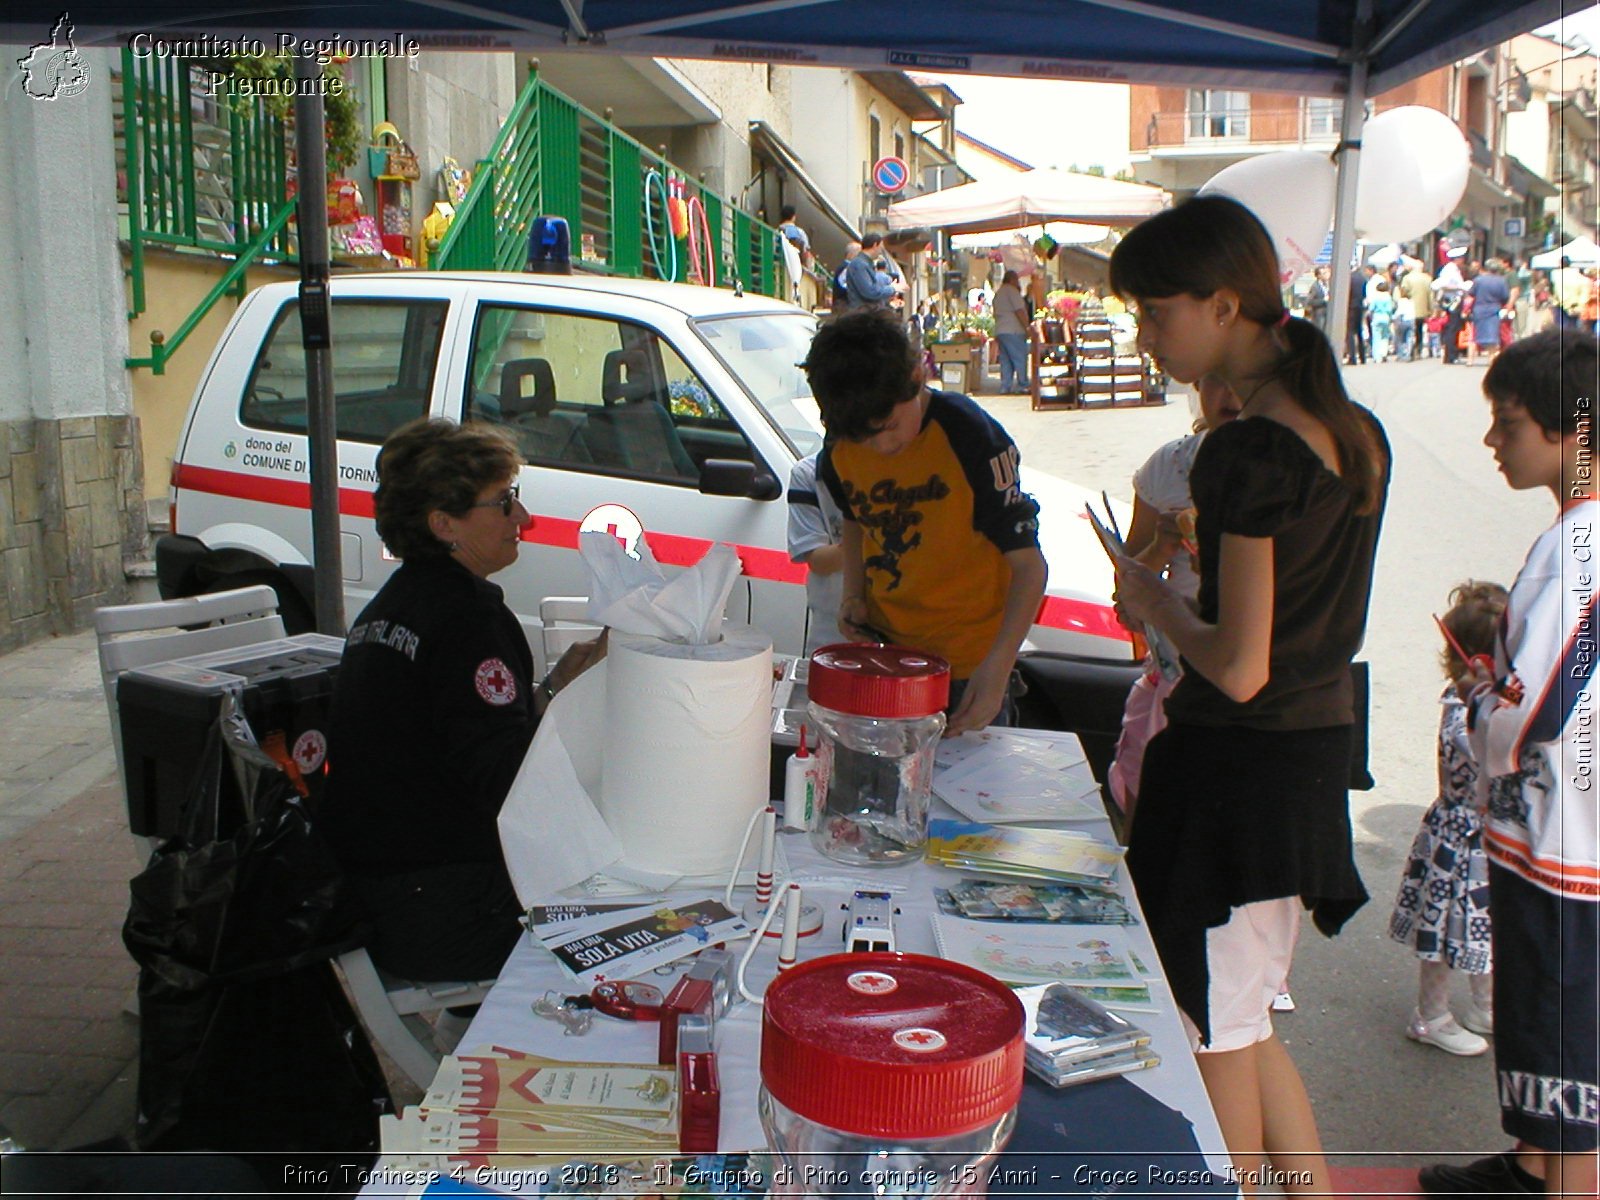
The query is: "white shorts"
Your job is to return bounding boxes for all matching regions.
[1180,897,1302,1054]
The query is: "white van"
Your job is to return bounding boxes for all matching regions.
[159,273,1133,676]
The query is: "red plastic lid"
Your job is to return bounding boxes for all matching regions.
[760,952,1023,1140]
[807,644,951,719]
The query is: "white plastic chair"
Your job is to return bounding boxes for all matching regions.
[538,595,601,671]
[333,948,495,1089]
[94,586,287,847]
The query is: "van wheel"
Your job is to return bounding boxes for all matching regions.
[203,572,315,635]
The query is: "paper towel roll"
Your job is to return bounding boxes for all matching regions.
[598,625,772,876]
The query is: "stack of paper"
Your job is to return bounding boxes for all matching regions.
[380,1049,680,1160]
[930,914,1160,1010]
[933,879,1136,925]
[1016,982,1161,1088]
[933,729,1105,823]
[925,818,1122,889]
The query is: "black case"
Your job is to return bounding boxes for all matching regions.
[117,637,342,838]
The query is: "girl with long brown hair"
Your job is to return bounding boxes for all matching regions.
[1108,195,1391,1195]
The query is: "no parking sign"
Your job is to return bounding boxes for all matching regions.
[872,156,909,195]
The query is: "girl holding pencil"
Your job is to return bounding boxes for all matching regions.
[1106,195,1391,1197]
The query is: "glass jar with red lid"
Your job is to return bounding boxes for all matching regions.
[806,644,950,866]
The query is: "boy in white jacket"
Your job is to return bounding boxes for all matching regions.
[1420,330,1598,1197]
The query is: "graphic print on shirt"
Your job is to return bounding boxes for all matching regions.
[989,444,1023,511]
[840,473,950,592]
[474,657,520,706]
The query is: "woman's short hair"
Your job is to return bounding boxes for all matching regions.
[374,419,523,560]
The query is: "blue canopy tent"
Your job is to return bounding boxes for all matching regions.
[6,0,1566,358]
[6,0,1563,622]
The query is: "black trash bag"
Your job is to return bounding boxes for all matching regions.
[122,697,390,1156]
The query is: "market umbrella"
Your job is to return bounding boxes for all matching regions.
[887,169,1169,236]
[1531,235,1600,268]
[950,221,1111,250]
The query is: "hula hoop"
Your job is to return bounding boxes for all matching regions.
[685,196,716,287]
[644,169,677,282]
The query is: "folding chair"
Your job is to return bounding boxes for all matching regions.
[333,949,496,1090]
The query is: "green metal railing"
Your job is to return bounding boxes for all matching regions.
[125,201,295,375]
[435,66,782,297]
[120,48,296,369]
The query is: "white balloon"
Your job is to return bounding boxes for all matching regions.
[1354,105,1470,243]
[1198,151,1336,284]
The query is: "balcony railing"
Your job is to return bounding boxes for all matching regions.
[115,48,297,371]
[1143,108,1342,149]
[433,66,782,298]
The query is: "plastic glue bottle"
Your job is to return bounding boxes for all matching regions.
[782,726,814,832]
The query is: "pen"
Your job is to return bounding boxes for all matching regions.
[1432,614,1494,678]
[1100,491,1123,542]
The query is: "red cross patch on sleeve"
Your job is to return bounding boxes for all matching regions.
[474,658,519,706]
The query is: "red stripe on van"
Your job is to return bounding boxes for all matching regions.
[518,515,808,584]
[173,463,1129,641]
[1036,594,1133,644]
[172,464,376,518]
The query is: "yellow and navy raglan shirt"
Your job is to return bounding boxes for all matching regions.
[817,389,1041,678]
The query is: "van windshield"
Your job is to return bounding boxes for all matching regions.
[692,313,823,458]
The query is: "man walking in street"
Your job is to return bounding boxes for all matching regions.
[1400,259,1434,359]
[844,233,906,311]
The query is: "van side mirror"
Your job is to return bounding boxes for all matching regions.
[699,459,781,500]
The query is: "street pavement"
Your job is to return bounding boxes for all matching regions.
[0,353,1555,1186]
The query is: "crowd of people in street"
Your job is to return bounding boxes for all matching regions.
[1332,251,1598,367]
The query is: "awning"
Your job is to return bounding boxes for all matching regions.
[888,168,1170,235]
[747,120,860,244]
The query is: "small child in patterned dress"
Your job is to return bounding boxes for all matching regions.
[1389,580,1507,1056]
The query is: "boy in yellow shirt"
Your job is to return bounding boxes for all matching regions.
[802,310,1048,734]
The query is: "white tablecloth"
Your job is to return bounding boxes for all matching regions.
[359,800,1233,1195]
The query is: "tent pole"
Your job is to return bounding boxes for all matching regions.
[1326,0,1374,365]
[293,62,346,637]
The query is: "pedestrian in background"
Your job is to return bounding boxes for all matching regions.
[1389,580,1504,1058]
[776,205,811,262]
[1346,267,1368,365]
[1433,258,1469,365]
[1467,259,1511,367]
[1549,255,1587,329]
[993,269,1032,394]
[1400,259,1434,359]
[843,232,905,311]
[831,240,861,312]
[1306,267,1330,334]
[1368,280,1397,362]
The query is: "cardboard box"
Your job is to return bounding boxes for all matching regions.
[930,341,978,363]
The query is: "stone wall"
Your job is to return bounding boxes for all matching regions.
[0,417,145,653]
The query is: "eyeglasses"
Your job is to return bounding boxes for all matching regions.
[469,485,521,517]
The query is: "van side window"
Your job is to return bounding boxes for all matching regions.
[241,299,446,442]
[466,305,758,484]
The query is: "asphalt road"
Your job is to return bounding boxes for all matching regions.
[986,355,1555,1171]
